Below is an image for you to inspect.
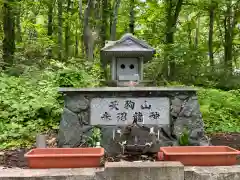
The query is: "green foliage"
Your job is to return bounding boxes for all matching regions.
[178,128,190,146]
[0,61,101,149]
[87,127,102,147]
[198,88,240,133]
[54,60,101,87]
[0,72,61,149]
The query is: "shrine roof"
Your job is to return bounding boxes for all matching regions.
[100,33,156,63]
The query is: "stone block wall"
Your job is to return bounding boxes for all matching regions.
[57,87,210,154]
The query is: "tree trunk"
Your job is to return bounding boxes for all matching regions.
[186,16,192,46]
[110,0,121,40]
[79,0,84,57]
[223,1,237,74]
[15,5,22,43]
[2,0,15,69]
[100,0,109,79]
[65,0,71,59]
[47,1,54,37]
[57,0,63,60]
[163,0,183,79]
[94,0,101,29]
[29,0,38,41]
[83,0,94,60]
[79,0,82,18]
[208,5,214,71]
[75,29,79,57]
[109,0,113,36]
[194,15,200,48]
[129,0,134,34]
[47,0,54,59]
[100,0,108,47]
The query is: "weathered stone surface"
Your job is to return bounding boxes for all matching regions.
[57,89,210,152]
[0,166,99,180]
[78,111,89,125]
[65,95,89,113]
[59,87,198,93]
[184,166,240,180]
[172,95,210,146]
[170,97,182,117]
[57,108,82,147]
[104,162,184,180]
[1,165,240,180]
[98,126,122,155]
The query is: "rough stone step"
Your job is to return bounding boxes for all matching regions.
[185,166,240,180]
[0,165,240,180]
[0,167,102,180]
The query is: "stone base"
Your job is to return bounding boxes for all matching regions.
[0,165,240,180]
[185,166,240,180]
[0,166,100,180]
[102,80,156,87]
[57,87,210,154]
[103,161,184,180]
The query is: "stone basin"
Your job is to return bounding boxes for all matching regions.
[24,148,104,169]
[158,146,240,166]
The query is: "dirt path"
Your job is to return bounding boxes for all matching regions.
[210,133,240,150]
[1,133,240,168]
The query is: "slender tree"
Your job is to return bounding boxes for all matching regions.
[57,0,63,60]
[47,0,55,59]
[110,0,121,40]
[163,0,184,79]
[208,2,215,71]
[65,0,71,58]
[2,0,15,69]
[129,0,134,34]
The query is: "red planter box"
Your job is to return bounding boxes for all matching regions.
[24,148,104,169]
[158,146,240,166]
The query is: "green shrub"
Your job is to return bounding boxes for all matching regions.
[166,82,240,133]
[51,59,101,87]
[0,73,61,149]
[0,61,101,149]
[198,88,240,133]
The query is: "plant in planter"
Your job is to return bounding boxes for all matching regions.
[178,127,190,146]
[158,128,240,166]
[25,126,105,169]
[87,126,102,147]
[86,126,105,166]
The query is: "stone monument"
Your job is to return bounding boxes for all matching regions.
[57,33,210,155]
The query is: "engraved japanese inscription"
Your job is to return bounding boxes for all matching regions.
[90,98,170,125]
